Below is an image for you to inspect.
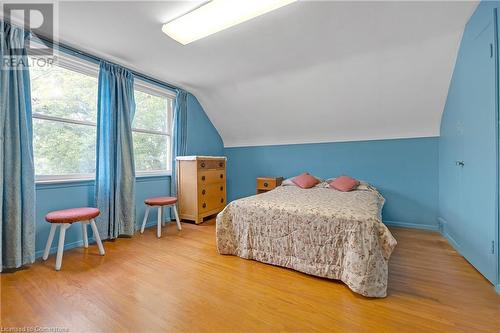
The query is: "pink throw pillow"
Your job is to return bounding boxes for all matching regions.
[292,173,320,189]
[329,176,359,192]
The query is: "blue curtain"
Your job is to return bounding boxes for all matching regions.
[0,22,35,270]
[95,62,136,239]
[171,90,188,196]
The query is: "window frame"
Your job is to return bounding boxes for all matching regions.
[132,79,176,177]
[30,50,99,183]
[30,49,176,183]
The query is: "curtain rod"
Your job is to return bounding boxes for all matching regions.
[36,34,180,93]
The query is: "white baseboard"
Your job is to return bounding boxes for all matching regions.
[383,220,439,231]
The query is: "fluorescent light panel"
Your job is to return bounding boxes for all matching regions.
[162,0,296,45]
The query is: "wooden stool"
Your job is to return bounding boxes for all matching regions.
[43,207,105,270]
[140,196,181,238]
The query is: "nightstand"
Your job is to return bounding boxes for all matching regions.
[256,176,284,194]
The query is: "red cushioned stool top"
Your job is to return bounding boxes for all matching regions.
[45,207,100,223]
[144,196,177,206]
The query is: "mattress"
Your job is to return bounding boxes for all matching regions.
[216,185,397,297]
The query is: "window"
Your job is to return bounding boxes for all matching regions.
[30,53,99,181]
[133,80,175,175]
[31,51,174,182]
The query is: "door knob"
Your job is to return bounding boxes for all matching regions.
[455,161,465,167]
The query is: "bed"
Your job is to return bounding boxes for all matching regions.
[216,184,397,297]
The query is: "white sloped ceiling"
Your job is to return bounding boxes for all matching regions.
[5,1,477,147]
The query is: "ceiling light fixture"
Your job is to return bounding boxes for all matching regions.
[162,0,297,45]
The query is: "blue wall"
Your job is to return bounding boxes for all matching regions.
[186,94,224,156]
[35,94,224,258]
[439,1,499,287]
[225,137,439,229]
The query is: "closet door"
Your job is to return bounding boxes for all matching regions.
[460,17,497,283]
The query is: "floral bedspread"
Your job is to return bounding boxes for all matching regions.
[216,185,397,297]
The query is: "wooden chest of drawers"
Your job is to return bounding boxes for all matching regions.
[176,156,227,224]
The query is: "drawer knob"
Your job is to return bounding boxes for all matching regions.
[220,186,223,191]
[201,162,206,168]
[219,162,223,167]
[220,198,224,203]
[264,182,269,187]
[202,203,206,208]
[201,176,205,181]
[202,189,206,195]
[220,174,223,179]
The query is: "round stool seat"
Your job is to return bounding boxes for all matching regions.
[45,207,100,224]
[144,196,177,206]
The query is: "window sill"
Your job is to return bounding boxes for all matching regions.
[36,177,95,186]
[36,172,172,186]
[35,178,95,190]
[136,171,172,178]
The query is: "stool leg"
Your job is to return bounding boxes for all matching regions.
[55,224,70,271]
[81,222,88,248]
[90,219,105,256]
[43,224,57,260]
[162,206,166,227]
[140,206,150,234]
[173,205,182,231]
[157,207,162,238]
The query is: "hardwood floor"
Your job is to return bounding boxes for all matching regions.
[2,220,499,333]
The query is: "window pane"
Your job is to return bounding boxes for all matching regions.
[133,132,169,172]
[30,59,97,123]
[33,119,96,175]
[133,90,168,132]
